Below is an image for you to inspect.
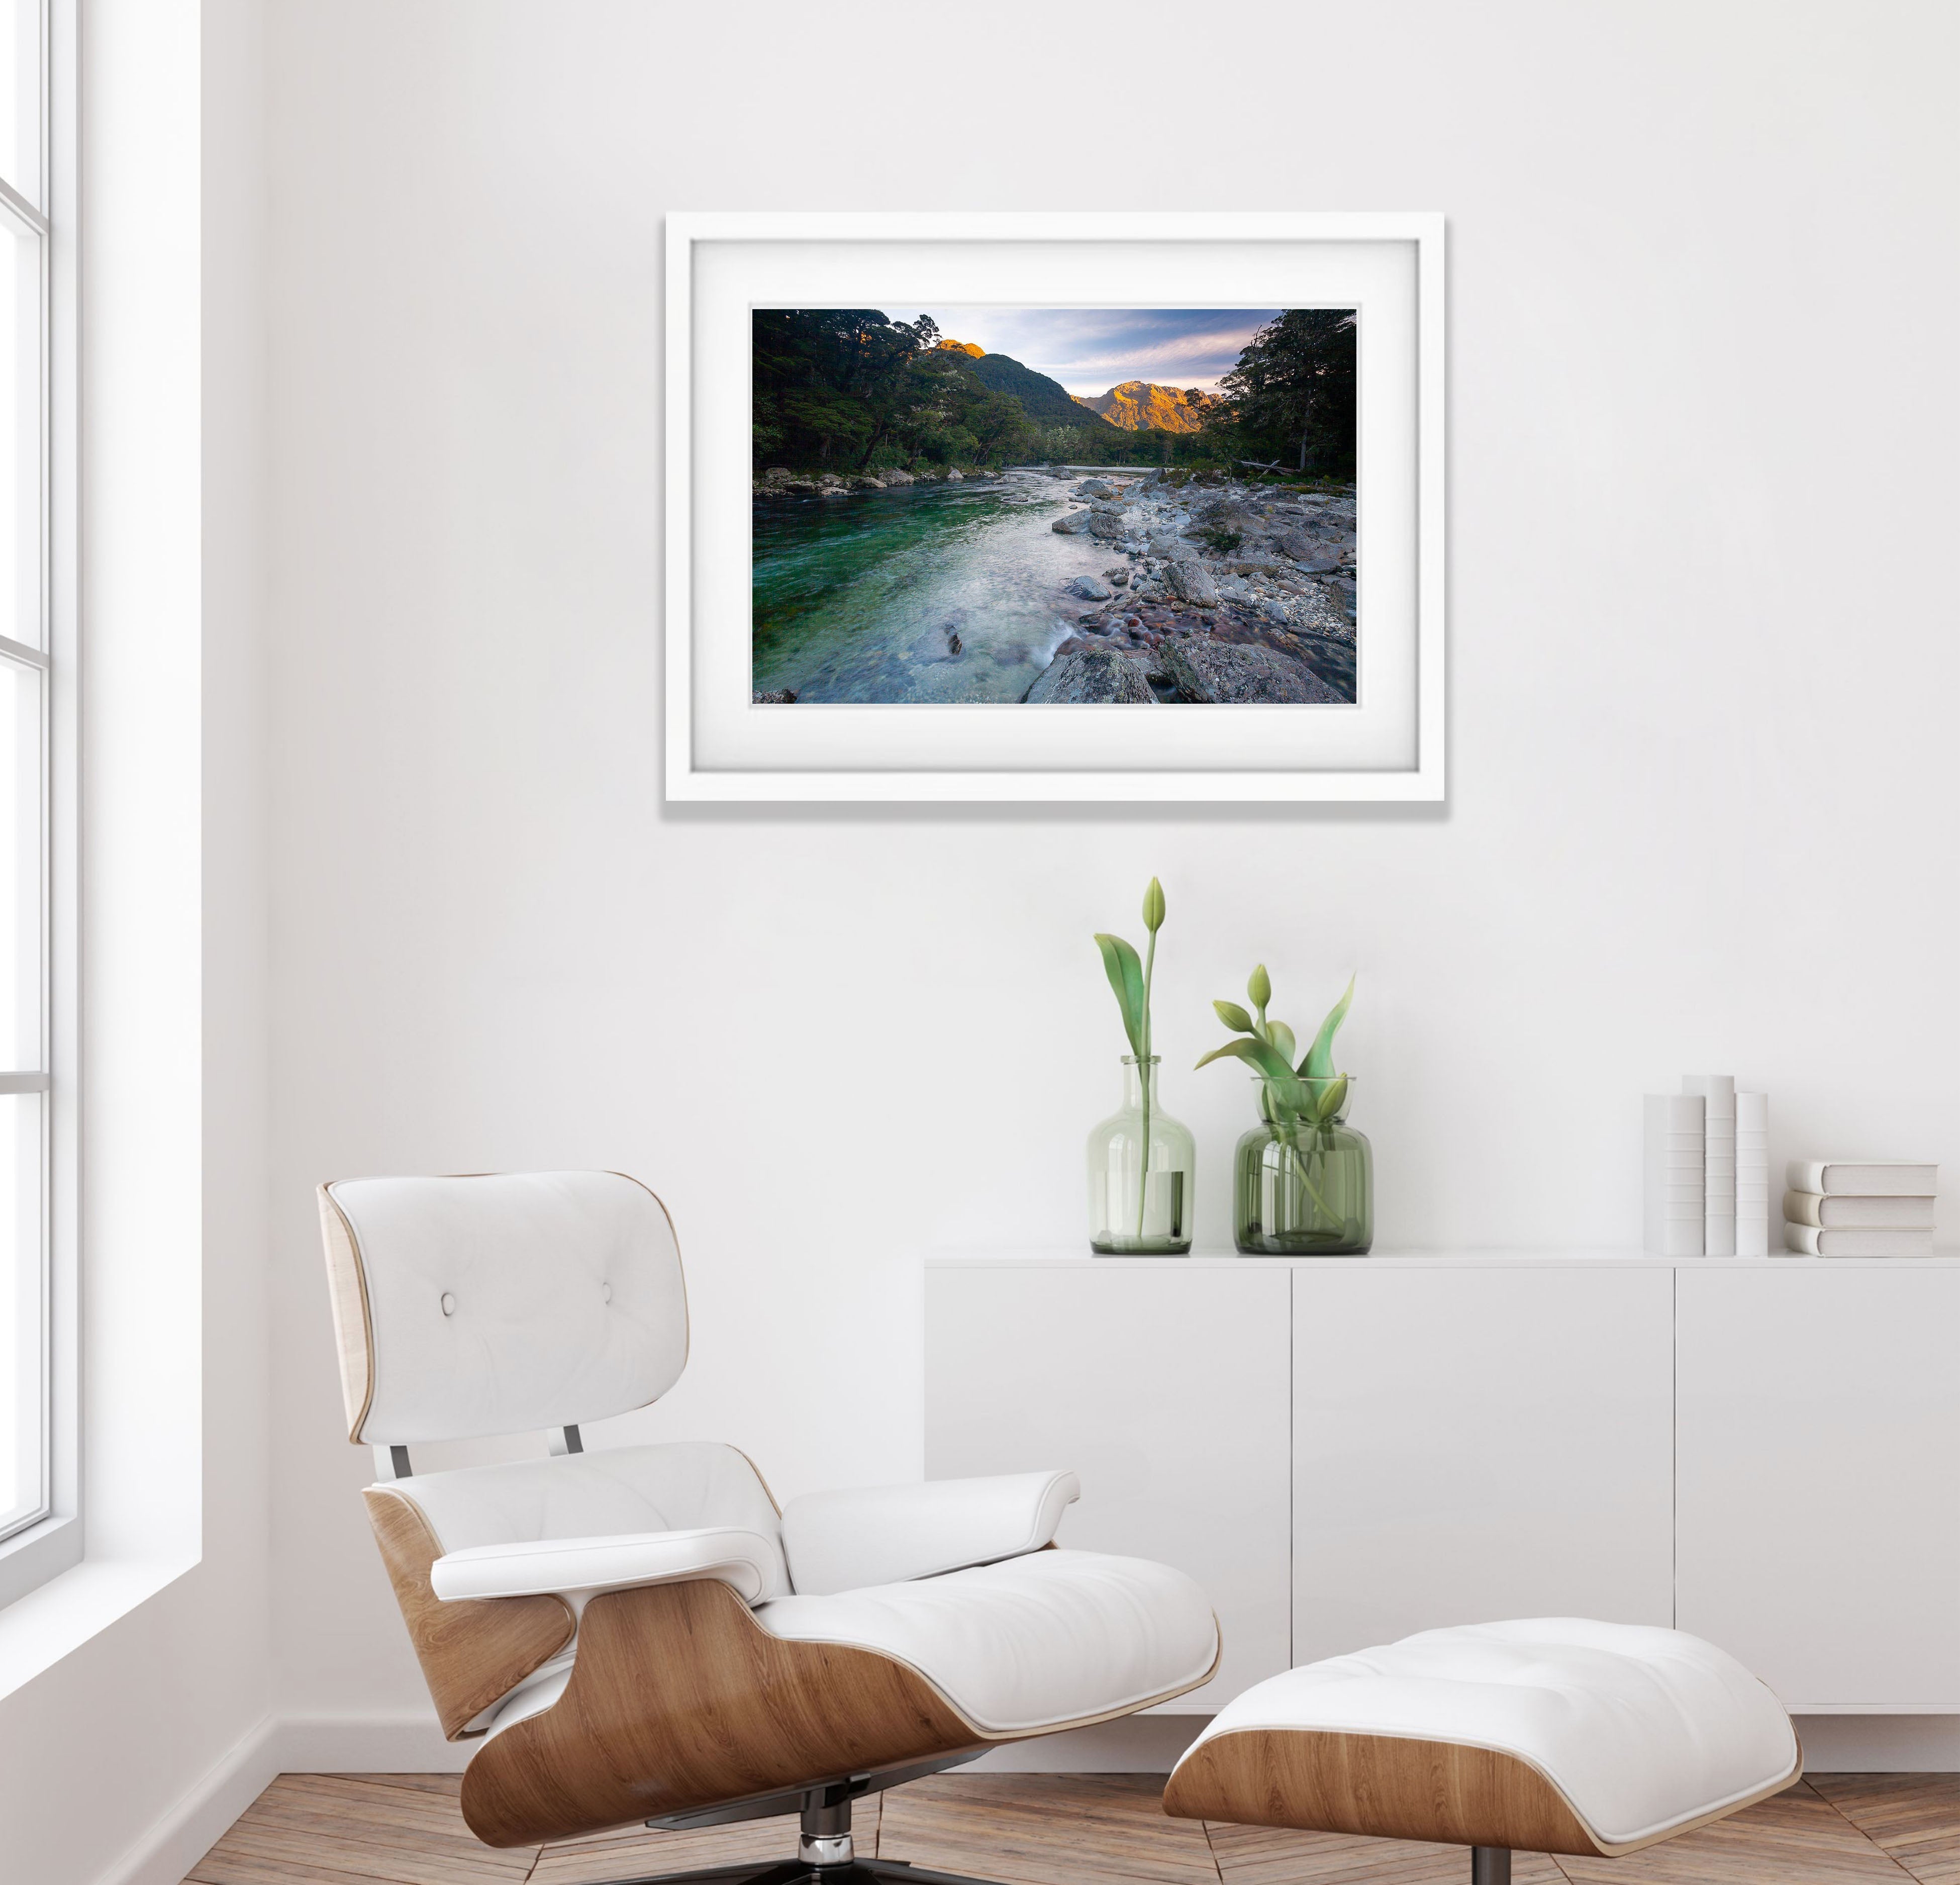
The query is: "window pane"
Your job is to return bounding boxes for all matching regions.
[0,1090,44,1534]
[0,654,36,1073]
[0,1,39,208]
[0,221,37,651]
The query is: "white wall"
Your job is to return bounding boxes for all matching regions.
[258,0,1959,1757]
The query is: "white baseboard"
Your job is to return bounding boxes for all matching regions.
[273,1709,469,1774]
[89,1704,1960,1885]
[966,1713,1207,1772]
[92,1713,279,1885]
[971,1712,1960,1776]
[272,1707,1201,1777]
[1793,1714,1960,1771]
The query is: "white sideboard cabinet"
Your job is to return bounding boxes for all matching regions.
[922,1260,1291,1708]
[1292,1264,1676,1663]
[1676,1263,1960,1708]
[924,1254,1960,1717]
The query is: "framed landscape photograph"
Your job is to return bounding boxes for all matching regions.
[665,213,1444,802]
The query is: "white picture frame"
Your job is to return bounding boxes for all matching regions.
[665,212,1445,803]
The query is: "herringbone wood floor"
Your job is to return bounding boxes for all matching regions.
[181,1772,1960,1884]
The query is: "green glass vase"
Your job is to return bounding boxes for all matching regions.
[1234,1076,1373,1256]
[1087,1056,1195,1255]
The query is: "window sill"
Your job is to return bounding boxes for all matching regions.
[0,1547,197,1702]
[0,1510,80,1609]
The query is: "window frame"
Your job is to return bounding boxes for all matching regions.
[0,0,77,1606]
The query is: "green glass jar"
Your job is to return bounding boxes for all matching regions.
[1087,1056,1195,1255]
[1234,1075,1372,1255]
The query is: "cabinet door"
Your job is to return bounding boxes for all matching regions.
[925,1262,1293,1709]
[1293,1265,1676,1664]
[1676,1265,1960,1708]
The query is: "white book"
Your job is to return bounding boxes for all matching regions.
[1735,1092,1770,1257]
[1784,1191,1935,1230]
[1784,1222,1935,1258]
[1686,1077,1736,1256]
[1787,1159,1938,1197]
[1646,1094,1704,1256]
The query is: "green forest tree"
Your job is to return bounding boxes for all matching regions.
[1209,310,1356,475]
[753,310,1036,474]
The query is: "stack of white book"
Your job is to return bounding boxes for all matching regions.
[1643,1094,1704,1256]
[1643,1077,1771,1257]
[1734,1091,1770,1255]
[1783,1161,1938,1257]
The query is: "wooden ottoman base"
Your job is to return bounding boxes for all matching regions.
[1161,1620,1804,1880]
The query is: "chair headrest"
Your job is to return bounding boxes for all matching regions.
[318,1170,689,1446]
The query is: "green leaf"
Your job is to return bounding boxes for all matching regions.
[1141,877,1166,933]
[1267,1021,1297,1066]
[1213,999,1255,1033]
[1247,963,1271,1011]
[1093,932,1147,1059]
[1195,1038,1261,1072]
[1302,974,1355,1080]
[1195,1034,1297,1082]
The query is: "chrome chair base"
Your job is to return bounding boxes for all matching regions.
[593,1863,1006,1884]
[594,1760,1007,1885]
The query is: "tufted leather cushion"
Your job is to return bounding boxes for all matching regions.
[1170,1618,1799,1852]
[325,1171,688,1444]
[753,1547,1219,1735]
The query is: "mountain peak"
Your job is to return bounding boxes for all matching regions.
[1073,382,1218,433]
[935,338,986,358]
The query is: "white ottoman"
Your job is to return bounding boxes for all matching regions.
[1163,1619,1801,1884]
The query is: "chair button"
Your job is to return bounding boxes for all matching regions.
[440,1292,456,1316]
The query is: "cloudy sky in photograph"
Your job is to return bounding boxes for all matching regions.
[879,306,1282,395]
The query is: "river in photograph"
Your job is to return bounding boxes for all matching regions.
[751,470,1116,703]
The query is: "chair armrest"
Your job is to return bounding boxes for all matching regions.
[430,1526,782,1605]
[780,1470,1081,1596]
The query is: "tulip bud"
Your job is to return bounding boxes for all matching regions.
[1248,963,1271,1010]
[1142,877,1166,932]
[1213,1000,1255,1033]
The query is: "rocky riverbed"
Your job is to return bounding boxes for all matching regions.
[1028,467,1356,703]
[755,464,967,497]
[749,463,1356,705]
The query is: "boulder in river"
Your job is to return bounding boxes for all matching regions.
[1166,639,1343,704]
[1051,510,1094,535]
[1087,511,1131,539]
[1024,646,1155,704]
[1107,569,1131,588]
[1165,559,1221,607]
[1076,478,1118,499]
[945,466,963,481]
[880,467,916,486]
[1067,575,1114,600]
